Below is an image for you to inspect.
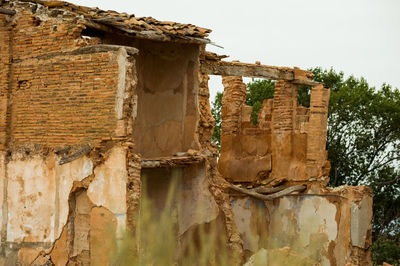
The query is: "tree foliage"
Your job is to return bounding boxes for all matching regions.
[211,91,223,151]
[245,79,275,124]
[210,68,400,264]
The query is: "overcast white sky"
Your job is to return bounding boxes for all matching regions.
[70,0,400,101]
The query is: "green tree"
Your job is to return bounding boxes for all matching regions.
[246,79,275,124]
[210,68,400,264]
[211,92,223,151]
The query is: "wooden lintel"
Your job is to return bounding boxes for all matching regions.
[0,8,16,16]
[201,60,294,81]
[201,60,321,86]
[292,79,322,87]
[141,155,204,168]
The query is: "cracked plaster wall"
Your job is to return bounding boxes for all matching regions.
[0,144,128,265]
[231,185,372,265]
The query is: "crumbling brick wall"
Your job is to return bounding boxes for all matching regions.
[11,51,121,146]
[0,15,11,150]
[5,9,137,148]
[0,2,139,264]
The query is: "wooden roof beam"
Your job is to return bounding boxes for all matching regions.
[0,8,16,16]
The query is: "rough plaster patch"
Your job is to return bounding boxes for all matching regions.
[131,94,138,122]
[297,196,338,245]
[231,198,260,252]
[90,206,117,265]
[243,248,268,266]
[179,167,219,235]
[266,196,337,265]
[116,48,128,120]
[351,196,370,248]
[17,247,42,265]
[0,152,5,234]
[7,156,56,242]
[88,146,127,214]
[115,214,127,240]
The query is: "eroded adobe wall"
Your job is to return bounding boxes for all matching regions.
[0,143,132,265]
[218,76,272,182]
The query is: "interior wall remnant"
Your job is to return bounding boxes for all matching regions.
[218,77,330,183]
[218,76,272,182]
[141,163,219,236]
[133,40,200,158]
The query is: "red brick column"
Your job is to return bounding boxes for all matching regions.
[270,80,298,179]
[306,84,330,178]
[221,76,247,137]
[0,15,11,150]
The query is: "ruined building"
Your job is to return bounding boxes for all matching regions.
[0,0,372,265]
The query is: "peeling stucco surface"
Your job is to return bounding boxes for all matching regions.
[231,198,261,252]
[88,145,127,238]
[7,156,56,242]
[351,196,371,248]
[268,196,336,266]
[179,165,219,235]
[233,195,339,265]
[88,146,127,214]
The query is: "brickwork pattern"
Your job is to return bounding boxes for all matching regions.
[12,10,85,62]
[272,80,298,131]
[0,15,11,149]
[10,52,119,147]
[221,76,246,136]
[2,10,123,148]
[306,84,330,177]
